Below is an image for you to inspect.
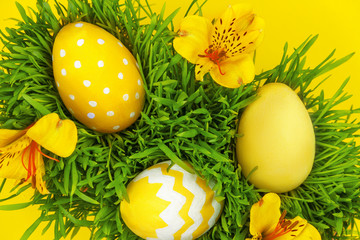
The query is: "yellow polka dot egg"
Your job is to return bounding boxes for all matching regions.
[52,22,145,133]
[120,161,223,240]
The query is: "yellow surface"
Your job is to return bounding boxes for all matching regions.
[237,83,315,193]
[0,0,359,239]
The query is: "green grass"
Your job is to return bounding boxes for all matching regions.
[0,0,359,239]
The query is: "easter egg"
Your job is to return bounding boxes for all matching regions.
[120,161,223,239]
[236,83,315,193]
[52,22,145,133]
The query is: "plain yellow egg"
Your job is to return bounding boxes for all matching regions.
[52,22,145,133]
[236,83,315,193]
[120,161,223,240]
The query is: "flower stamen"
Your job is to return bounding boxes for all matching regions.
[198,47,226,75]
[21,141,59,184]
[30,143,37,188]
[35,144,60,162]
[263,210,299,240]
[21,145,30,173]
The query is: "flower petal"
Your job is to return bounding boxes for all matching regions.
[173,15,212,63]
[20,149,49,194]
[230,4,265,33]
[239,16,265,55]
[293,222,321,240]
[0,135,32,180]
[0,129,26,147]
[26,113,78,158]
[210,54,255,88]
[33,150,49,194]
[222,14,264,59]
[214,4,254,33]
[211,4,264,57]
[195,57,215,81]
[249,193,282,236]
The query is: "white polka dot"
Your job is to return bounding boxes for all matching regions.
[97,39,105,45]
[77,39,84,46]
[89,101,97,107]
[113,125,120,130]
[61,69,67,76]
[52,55,54,61]
[137,79,141,86]
[69,94,75,100]
[135,92,140,99]
[107,111,114,116]
[60,49,66,57]
[91,126,97,130]
[123,94,129,101]
[68,108,74,114]
[118,72,123,79]
[56,81,60,87]
[83,80,91,87]
[130,112,135,118]
[87,113,95,119]
[74,60,81,68]
[123,58,128,65]
[103,88,110,94]
[75,23,83,28]
[98,60,104,67]
[118,41,123,47]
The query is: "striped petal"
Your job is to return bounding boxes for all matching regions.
[0,135,32,180]
[211,4,265,60]
[293,222,321,240]
[195,57,215,81]
[0,129,26,147]
[33,149,49,194]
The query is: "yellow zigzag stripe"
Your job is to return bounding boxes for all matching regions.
[145,165,185,238]
[160,165,195,239]
[157,161,219,239]
[193,177,216,238]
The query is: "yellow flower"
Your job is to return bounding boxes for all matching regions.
[247,193,321,240]
[173,4,264,88]
[0,113,77,194]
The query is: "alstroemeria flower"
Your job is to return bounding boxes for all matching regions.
[247,193,321,240]
[173,4,264,88]
[0,113,77,194]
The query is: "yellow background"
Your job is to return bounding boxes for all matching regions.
[0,0,359,239]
